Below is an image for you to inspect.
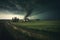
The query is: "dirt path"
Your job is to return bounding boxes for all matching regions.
[0,21,16,40]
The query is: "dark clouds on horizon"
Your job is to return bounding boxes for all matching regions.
[0,0,60,19]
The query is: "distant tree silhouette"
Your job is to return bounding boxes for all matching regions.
[12,17,19,22]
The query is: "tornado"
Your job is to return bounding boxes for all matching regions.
[24,1,33,21]
[25,7,33,18]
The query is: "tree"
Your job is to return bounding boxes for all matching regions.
[12,17,19,22]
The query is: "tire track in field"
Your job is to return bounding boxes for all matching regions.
[5,22,27,40]
[6,22,48,40]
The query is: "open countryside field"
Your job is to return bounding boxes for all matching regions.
[8,20,60,40]
[0,20,59,40]
[11,20,60,32]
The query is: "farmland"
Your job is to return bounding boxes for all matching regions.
[9,20,60,40]
[11,20,60,32]
[0,20,60,40]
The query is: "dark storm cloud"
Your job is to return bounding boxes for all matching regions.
[0,0,60,19]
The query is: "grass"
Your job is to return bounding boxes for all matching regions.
[10,20,60,32]
[9,20,60,40]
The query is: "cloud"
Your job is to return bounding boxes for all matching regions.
[0,0,60,19]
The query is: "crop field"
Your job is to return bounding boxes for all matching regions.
[5,20,60,40]
[11,20,60,32]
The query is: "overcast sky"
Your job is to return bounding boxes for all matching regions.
[0,0,60,20]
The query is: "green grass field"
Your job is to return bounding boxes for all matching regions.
[11,20,60,32]
[7,20,60,40]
